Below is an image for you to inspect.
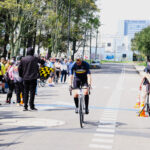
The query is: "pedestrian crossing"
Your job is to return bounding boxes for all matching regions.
[89,65,125,149]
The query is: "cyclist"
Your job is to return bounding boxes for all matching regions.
[137,61,150,117]
[69,56,91,114]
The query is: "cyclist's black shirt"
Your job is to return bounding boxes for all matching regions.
[70,61,91,79]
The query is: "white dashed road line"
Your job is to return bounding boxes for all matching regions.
[89,65,125,149]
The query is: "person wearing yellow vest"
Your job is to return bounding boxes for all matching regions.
[0,57,6,94]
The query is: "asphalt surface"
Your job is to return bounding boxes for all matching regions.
[0,63,150,150]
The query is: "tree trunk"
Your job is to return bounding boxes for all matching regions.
[72,40,76,61]
[3,31,9,58]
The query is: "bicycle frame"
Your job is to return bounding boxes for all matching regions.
[78,88,85,128]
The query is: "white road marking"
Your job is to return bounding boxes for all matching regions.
[92,139,114,143]
[89,65,126,149]
[94,133,114,138]
[0,118,65,127]
[89,144,112,149]
[98,125,116,129]
[96,129,115,133]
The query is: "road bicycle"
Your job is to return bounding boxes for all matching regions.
[70,86,90,128]
[139,84,150,116]
[37,77,47,87]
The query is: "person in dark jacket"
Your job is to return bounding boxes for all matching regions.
[18,47,44,111]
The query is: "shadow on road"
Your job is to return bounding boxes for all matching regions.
[91,63,138,75]
[0,142,22,147]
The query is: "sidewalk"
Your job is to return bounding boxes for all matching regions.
[134,64,145,77]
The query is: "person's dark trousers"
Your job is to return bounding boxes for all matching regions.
[6,80,15,103]
[61,70,67,83]
[23,79,37,109]
[15,82,24,103]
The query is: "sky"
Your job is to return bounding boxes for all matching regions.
[97,0,150,35]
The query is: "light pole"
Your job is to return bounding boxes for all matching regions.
[95,29,98,60]
[67,0,71,58]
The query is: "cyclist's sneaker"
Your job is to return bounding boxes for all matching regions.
[75,108,79,113]
[85,108,89,114]
[134,102,140,108]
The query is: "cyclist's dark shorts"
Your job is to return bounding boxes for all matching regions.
[73,77,88,88]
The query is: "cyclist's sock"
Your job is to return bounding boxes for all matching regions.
[85,95,89,109]
[74,98,78,108]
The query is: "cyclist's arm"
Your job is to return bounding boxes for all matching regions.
[87,74,92,86]
[69,75,73,86]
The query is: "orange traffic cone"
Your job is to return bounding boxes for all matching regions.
[20,93,23,105]
[139,110,149,117]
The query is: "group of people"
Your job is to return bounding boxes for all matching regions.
[0,47,92,114]
[42,57,73,86]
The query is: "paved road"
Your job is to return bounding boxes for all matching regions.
[0,63,150,150]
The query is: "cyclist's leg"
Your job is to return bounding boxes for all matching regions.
[84,89,89,114]
[73,78,80,113]
[83,79,89,114]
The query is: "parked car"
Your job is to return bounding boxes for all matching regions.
[90,60,101,69]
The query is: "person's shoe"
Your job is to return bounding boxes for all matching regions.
[16,103,20,106]
[23,108,28,111]
[85,108,89,114]
[2,91,7,94]
[30,108,38,111]
[75,108,78,114]
[6,100,11,104]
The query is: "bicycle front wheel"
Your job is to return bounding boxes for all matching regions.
[79,98,84,128]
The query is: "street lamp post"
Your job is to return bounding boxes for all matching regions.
[67,0,71,58]
[90,28,92,64]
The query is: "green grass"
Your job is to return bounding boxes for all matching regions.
[84,59,146,66]
[135,61,146,66]
[100,60,132,64]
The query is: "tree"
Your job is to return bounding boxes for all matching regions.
[0,0,100,58]
[131,26,150,59]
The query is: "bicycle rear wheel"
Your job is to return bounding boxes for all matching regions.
[40,78,46,87]
[79,98,84,128]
